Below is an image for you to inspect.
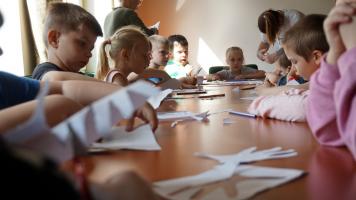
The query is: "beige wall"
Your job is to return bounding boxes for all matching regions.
[137,0,334,72]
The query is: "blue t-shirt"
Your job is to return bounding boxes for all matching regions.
[0,71,40,109]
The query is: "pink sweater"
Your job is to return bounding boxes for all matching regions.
[307,47,356,160]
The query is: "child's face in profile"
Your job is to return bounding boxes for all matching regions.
[226,50,243,72]
[129,39,151,74]
[151,43,169,66]
[275,62,290,76]
[172,42,188,66]
[54,24,97,72]
[283,45,320,80]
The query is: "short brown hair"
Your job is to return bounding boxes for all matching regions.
[43,2,102,47]
[282,14,329,61]
[168,34,188,52]
[278,50,291,69]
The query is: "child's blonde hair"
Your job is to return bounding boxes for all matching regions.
[43,2,102,48]
[96,25,148,80]
[149,35,169,49]
[225,46,245,63]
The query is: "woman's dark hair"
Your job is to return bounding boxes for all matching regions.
[258,9,284,45]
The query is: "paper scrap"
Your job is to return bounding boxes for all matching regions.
[90,124,161,151]
[147,89,173,109]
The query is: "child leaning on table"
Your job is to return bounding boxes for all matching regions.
[264,50,305,87]
[307,1,356,160]
[0,10,162,200]
[32,2,103,80]
[96,25,151,86]
[248,14,329,122]
[207,46,265,81]
[129,34,198,89]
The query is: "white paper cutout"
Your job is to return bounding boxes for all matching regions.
[90,124,161,151]
[194,147,297,165]
[154,163,236,196]
[158,111,209,122]
[3,81,160,163]
[154,147,301,199]
[147,89,173,109]
[203,80,263,86]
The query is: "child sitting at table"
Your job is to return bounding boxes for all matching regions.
[248,14,329,122]
[207,46,265,81]
[307,1,356,160]
[165,34,207,79]
[32,2,103,80]
[264,50,305,87]
[96,25,151,86]
[126,34,198,88]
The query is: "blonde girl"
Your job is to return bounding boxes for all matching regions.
[96,25,151,86]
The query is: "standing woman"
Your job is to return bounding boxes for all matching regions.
[257,9,304,64]
[104,0,159,39]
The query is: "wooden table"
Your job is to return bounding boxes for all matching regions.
[64,85,356,200]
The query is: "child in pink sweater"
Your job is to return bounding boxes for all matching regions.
[248,14,329,122]
[307,2,356,160]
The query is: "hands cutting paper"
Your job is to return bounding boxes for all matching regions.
[3,81,160,163]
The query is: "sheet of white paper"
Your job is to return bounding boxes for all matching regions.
[52,81,160,147]
[147,89,173,109]
[195,147,297,165]
[204,165,304,200]
[3,82,74,163]
[154,163,236,196]
[154,164,304,200]
[4,81,159,163]
[158,111,209,122]
[90,124,161,151]
[203,80,263,86]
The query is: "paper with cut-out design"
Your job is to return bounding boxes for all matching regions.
[154,147,302,200]
[90,124,161,151]
[154,164,304,200]
[147,89,173,109]
[3,81,160,163]
[158,111,209,122]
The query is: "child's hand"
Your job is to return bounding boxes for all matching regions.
[206,74,219,81]
[126,103,158,132]
[265,72,280,85]
[262,52,279,64]
[234,74,247,80]
[324,2,356,64]
[263,77,274,87]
